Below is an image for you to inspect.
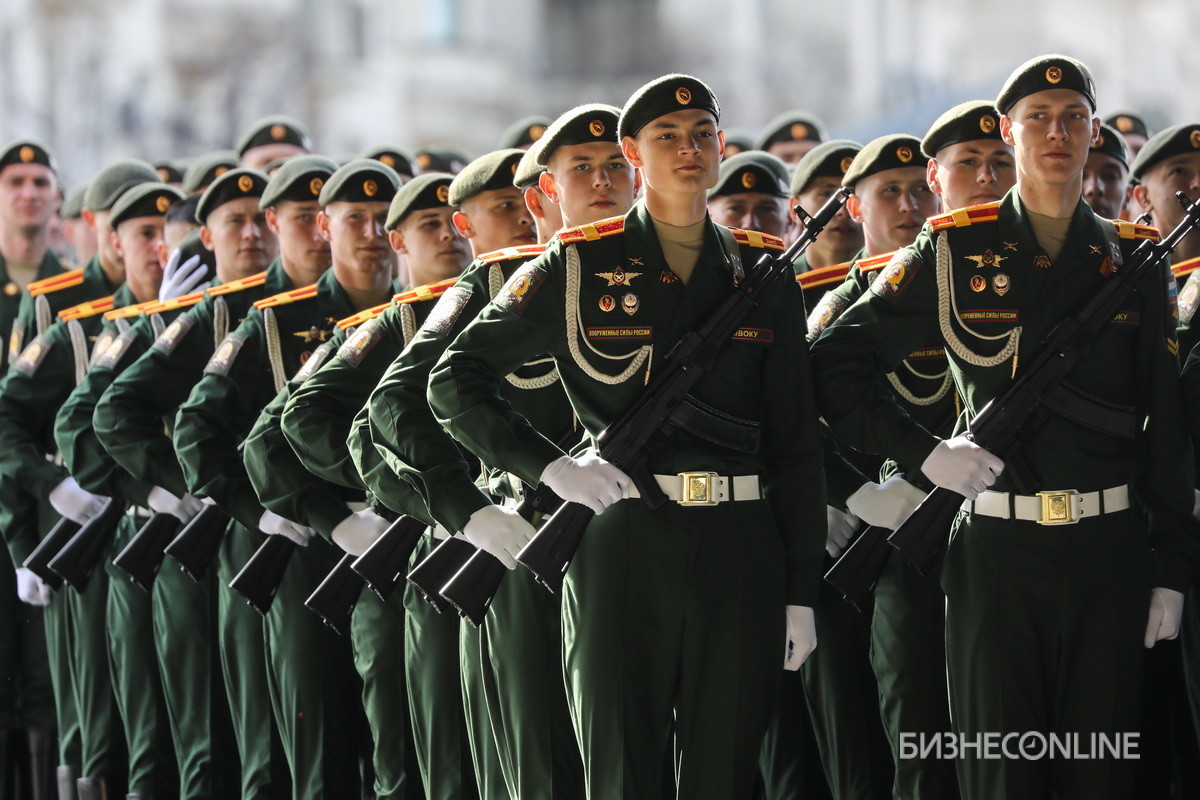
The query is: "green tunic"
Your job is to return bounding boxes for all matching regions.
[0,249,66,375]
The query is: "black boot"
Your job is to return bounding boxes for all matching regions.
[27,728,54,800]
[75,776,105,800]
[55,766,79,800]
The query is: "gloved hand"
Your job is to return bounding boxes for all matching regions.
[825,506,860,558]
[157,250,208,302]
[15,567,52,606]
[1144,587,1185,648]
[48,477,107,525]
[784,605,816,670]
[920,435,1004,500]
[539,452,630,515]
[258,510,316,547]
[146,486,204,524]
[461,504,537,569]
[846,476,928,530]
[331,508,391,556]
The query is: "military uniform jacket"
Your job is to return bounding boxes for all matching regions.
[9,255,117,370]
[1172,256,1200,357]
[794,253,852,322]
[810,191,1199,590]
[428,201,828,606]
[1,249,67,375]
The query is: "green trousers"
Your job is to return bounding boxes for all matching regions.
[562,499,783,800]
[756,670,831,800]
[460,620,509,799]
[1181,579,1200,766]
[0,548,55,731]
[34,502,83,769]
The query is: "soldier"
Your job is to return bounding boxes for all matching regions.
[181,151,239,196]
[498,116,553,150]
[154,160,185,189]
[514,140,563,240]
[706,151,791,237]
[720,129,755,159]
[1082,123,1131,222]
[755,111,827,164]
[60,183,97,267]
[236,116,313,173]
[1106,112,1151,160]
[789,140,864,306]
[416,145,472,175]
[811,55,1199,799]
[428,74,826,799]
[162,195,201,252]
[359,145,417,180]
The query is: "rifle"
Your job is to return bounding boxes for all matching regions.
[46,497,126,591]
[111,512,183,591]
[350,514,430,601]
[888,192,1200,575]
[304,554,362,635]
[23,518,82,589]
[163,503,229,581]
[515,189,853,592]
[228,535,295,616]
[405,536,476,613]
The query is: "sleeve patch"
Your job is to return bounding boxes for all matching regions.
[421,283,475,337]
[495,264,544,315]
[870,249,920,299]
[336,320,382,368]
[12,335,52,376]
[93,329,137,370]
[8,327,24,362]
[1178,274,1199,327]
[204,333,245,376]
[295,341,334,381]
[153,315,193,355]
[807,292,849,339]
[731,327,774,344]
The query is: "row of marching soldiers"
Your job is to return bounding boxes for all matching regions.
[1,54,1199,800]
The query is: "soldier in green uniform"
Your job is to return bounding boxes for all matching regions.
[514,140,563,241]
[789,139,863,300]
[180,151,239,197]
[60,183,97,267]
[359,145,417,180]
[755,111,827,164]
[94,167,294,800]
[237,116,313,173]
[1082,123,1130,222]
[706,151,791,238]
[811,55,1199,800]
[427,74,826,799]
[1106,112,1151,161]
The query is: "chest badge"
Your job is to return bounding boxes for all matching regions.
[966,249,1005,269]
[1003,241,1019,252]
[3,282,18,297]
[596,267,642,287]
[992,273,1011,296]
[621,293,639,315]
[293,325,331,343]
[599,295,616,313]
[1034,255,1052,270]
[1088,245,1102,255]
[970,275,987,292]
[659,270,680,285]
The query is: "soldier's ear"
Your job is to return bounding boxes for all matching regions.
[155,241,169,268]
[717,129,726,157]
[1132,183,1151,214]
[316,210,332,242]
[845,193,864,223]
[264,207,281,235]
[199,225,214,252]
[388,228,406,254]
[926,159,942,197]
[81,208,96,227]
[537,172,559,204]
[999,115,1015,146]
[621,136,643,169]
[524,185,547,220]
[452,210,474,239]
[109,229,123,258]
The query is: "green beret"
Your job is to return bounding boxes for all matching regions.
[618,74,720,141]
[195,168,269,224]
[995,54,1096,115]
[61,183,88,220]
[497,116,553,149]
[385,172,454,231]
[182,150,240,195]
[235,115,312,157]
[789,139,863,195]
[359,145,417,177]
[448,149,525,206]
[534,104,622,167]
[318,159,401,206]
[723,129,756,153]
[1089,123,1129,168]
[154,160,185,184]
[262,156,297,175]
[842,134,927,188]
[921,101,1003,158]
[754,111,826,151]
[0,139,56,173]
[1105,112,1150,140]
[110,183,186,229]
[708,152,789,199]
[84,160,160,213]
[513,143,547,190]
[1130,123,1200,181]
[416,145,472,175]
[259,155,339,209]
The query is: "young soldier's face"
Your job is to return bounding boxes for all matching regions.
[200,197,275,282]
[767,139,818,165]
[0,164,57,233]
[267,200,330,277]
[453,188,536,255]
[708,192,789,238]
[929,140,1016,211]
[1134,152,1200,233]
[320,201,395,277]
[389,207,470,281]
[850,167,938,253]
[794,176,863,253]
[111,216,167,301]
[1001,89,1099,190]
[623,109,724,195]
[543,142,637,227]
[84,209,123,271]
[1081,151,1130,221]
[242,143,306,173]
[64,217,97,263]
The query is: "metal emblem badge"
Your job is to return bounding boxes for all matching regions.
[970,275,987,292]
[3,282,19,297]
[1046,66,1063,84]
[966,249,1005,269]
[621,293,639,315]
[675,86,692,105]
[992,273,1011,295]
[599,295,616,312]
[1034,255,1052,269]
[596,267,641,287]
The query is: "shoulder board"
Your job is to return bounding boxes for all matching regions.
[392,277,459,306]
[797,260,853,290]
[336,301,394,330]
[58,295,115,321]
[856,251,896,274]
[145,290,207,315]
[730,228,785,251]
[253,283,318,310]
[929,201,1001,232]
[556,216,626,244]
[207,271,268,297]
[479,244,547,264]
[1171,255,1200,279]
[1112,219,1159,241]
[28,267,84,297]
[103,298,162,321]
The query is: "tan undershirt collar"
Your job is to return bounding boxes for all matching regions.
[651,217,705,285]
[1027,210,1072,263]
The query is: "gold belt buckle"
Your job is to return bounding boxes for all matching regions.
[678,472,719,506]
[1036,490,1079,525]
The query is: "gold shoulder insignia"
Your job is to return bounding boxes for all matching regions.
[28,268,84,297]
[1172,255,1200,279]
[1112,219,1160,241]
[797,260,853,290]
[391,277,459,306]
[856,251,897,274]
[929,201,1002,232]
[253,284,318,310]
[146,290,207,315]
[103,298,163,321]
[730,228,785,251]
[479,244,547,264]
[556,216,626,244]
[58,295,115,321]
[207,270,268,297]
[336,301,394,331]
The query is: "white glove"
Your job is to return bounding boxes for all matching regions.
[1144,587,1185,648]
[146,486,204,524]
[825,506,860,559]
[461,504,537,570]
[157,250,208,302]
[258,510,316,547]
[15,567,52,606]
[331,508,391,556]
[784,605,816,670]
[48,477,107,525]
[920,435,1003,500]
[846,476,928,530]
[539,453,630,515]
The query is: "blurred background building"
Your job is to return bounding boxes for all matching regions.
[2,0,1198,187]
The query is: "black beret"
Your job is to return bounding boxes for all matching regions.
[995,54,1096,115]
[790,139,863,195]
[154,160,185,184]
[723,129,756,153]
[195,168,270,224]
[754,111,826,150]
[842,135,927,188]
[921,101,1004,158]
[618,74,720,140]
[0,139,56,173]
[235,115,312,157]
[385,172,454,231]
[497,116,553,149]
[318,159,401,206]
[61,183,88,219]
[416,146,472,175]
[448,149,525,206]
[1105,112,1150,140]
[534,104,622,167]
[1130,123,1200,181]
[259,155,339,209]
[1089,123,1129,168]
[513,143,548,190]
[84,160,160,212]
[708,151,789,199]
[182,150,240,195]
[110,183,187,229]
[359,145,417,177]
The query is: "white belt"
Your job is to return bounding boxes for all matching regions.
[963,485,1130,526]
[625,472,761,507]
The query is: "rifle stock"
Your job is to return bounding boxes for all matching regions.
[304,554,362,635]
[406,536,476,613]
[163,503,229,581]
[47,498,126,591]
[228,536,296,615]
[24,518,82,589]
[350,515,427,601]
[111,512,183,591]
[822,524,891,612]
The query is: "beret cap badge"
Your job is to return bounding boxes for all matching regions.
[238,175,254,192]
[436,185,449,203]
[155,195,171,213]
[896,146,913,163]
[839,156,854,173]
[530,126,546,141]
[363,180,378,197]
[271,124,287,141]
[1046,66,1063,84]
[675,86,692,105]
[589,120,605,137]
[791,123,809,140]
[1191,130,1200,150]
[380,155,395,168]
[309,178,324,195]
[1116,116,1134,133]
[18,146,34,163]
[979,115,996,134]
[741,172,756,189]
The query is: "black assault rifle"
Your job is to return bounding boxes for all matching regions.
[163,503,230,581]
[46,498,127,590]
[112,512,183,591]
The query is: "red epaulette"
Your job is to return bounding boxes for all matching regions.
[253,283,318,310]
[144,289,207,315]
[1112,219,1160,242]
[28,268,84,297]
[58,295,115,321]
[1172,256,1200,279]
[730,228,785,251]
[556,216,626,244]
[208,271,267,297]
[479,244,547,264]
[929,202,1001,232]
[855,251,896,274]
[797,260,853,290]
[103,298,162,321]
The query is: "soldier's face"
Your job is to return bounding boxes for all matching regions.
[1081,151,1130,221]
[623,110,724,196]
[320,201,395,277]
[453,188,536,256]
[390,207,470,282]
[544,142,638,228]
[111,216,167,302]
[64,217,98,265]
[795,177,863,252]
[0,163,57,232]
[1122,133,1148,161]
[84,209,123,271]
[767,139,818,165]
[708,192,789,238]
[268,201,330,278]
[242,143,306,173]
[164,219,198,253]
[200,197,275,282]
[1134,153,1200,233]
[929,140,1015,211]
[850,167,938,253]
[1001,90,1099,190]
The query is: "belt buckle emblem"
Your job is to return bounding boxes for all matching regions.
[1036,489,1079,525]
[678,472,718,506]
